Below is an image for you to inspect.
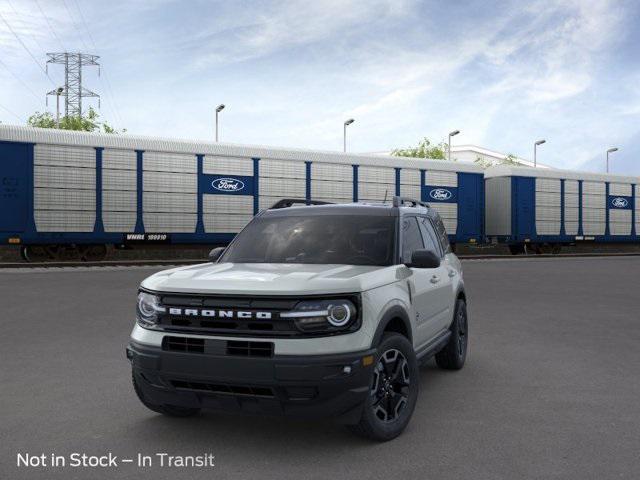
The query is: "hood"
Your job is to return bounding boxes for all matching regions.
[141,262,403,295]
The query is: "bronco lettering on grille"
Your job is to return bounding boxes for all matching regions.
[167,308,272,320]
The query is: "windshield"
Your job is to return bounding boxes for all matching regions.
[221,214,397,266]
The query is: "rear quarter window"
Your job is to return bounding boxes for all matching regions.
[432,215,452,254]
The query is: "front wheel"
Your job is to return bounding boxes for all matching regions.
[348,333,419,441]
[435,298,468,370]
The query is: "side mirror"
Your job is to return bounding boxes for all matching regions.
[406,249,440,269]
[208,247,225,263]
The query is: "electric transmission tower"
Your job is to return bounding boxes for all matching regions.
[46,53,100,118]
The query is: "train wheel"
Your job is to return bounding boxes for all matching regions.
[21,245,51,262]
[80,244,107,262]
[538,243,554,254]
[551,243,562,255]
[508,244,524,255]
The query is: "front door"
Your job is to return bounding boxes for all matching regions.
[401,216,451,347]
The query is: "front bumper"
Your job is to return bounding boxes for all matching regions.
[127,340,376,424]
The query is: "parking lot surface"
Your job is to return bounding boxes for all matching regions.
[1,257,639,479]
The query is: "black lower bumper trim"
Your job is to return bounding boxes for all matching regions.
[128,340,375,424]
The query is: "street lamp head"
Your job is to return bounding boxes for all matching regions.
[535,139,546,146]
[216,104,225,113]
[56,87,64,94]
[449,130,460,137]
[607,147,618,153]
[344,118,355,126]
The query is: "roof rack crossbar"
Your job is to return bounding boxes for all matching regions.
[392,196,429,209]
[270,198,333,209]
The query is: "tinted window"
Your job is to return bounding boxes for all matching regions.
[401,217,424,263]
[432,214,452,254]
[418,217,442,257]
[221,215,396,266]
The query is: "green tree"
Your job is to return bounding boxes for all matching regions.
[474,153,522,169]
[392,137,449,160]
[27,107,125,133]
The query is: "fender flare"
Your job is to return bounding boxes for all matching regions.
[448,287,467,329]
[371,305,413,348]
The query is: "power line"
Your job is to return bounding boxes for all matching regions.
[69,0,124,126]
[0,57,43,102]
[34,0,67,52]
[71,0,97,50]
[0,101,23,122]
[60,0,91,51]
[7,0,49,55]
[0,10,56,86]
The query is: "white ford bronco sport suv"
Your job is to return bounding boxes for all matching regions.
[127,196,468,441]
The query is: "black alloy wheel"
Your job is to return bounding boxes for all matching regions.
[371,348,410,422]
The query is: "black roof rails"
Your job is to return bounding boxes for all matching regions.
[270,198,333,209]
[392,196,429,209]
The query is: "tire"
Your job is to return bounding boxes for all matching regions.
[435,299,468,370]
[348,333,419,441]
[131,371,200,417]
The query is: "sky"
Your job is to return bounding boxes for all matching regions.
[0,0,639,175]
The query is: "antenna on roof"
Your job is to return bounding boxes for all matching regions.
[383,189,388,203]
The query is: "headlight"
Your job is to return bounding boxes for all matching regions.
[281,299,358,333]
[136,291,165,328]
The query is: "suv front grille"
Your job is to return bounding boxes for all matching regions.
[171,380,275,398]
[162,336,274,357]
[226,340,274,357]
[162,336,205,353]
[154,293,359,338]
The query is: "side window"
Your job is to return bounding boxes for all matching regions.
[401,217,424,263]
[418,217,442,257]
[432,215,452,254]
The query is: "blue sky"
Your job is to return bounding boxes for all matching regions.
[0,0,639,174]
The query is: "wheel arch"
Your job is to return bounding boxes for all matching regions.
[456,288,467,303]
[371,305,413,347]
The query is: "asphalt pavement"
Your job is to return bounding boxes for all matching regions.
[1,257,639,480]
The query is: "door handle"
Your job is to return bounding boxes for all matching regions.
[430,275,440,284]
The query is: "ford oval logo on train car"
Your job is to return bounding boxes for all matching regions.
[611,197,629,208]
[211,178,245,192]
[429,188,452,201]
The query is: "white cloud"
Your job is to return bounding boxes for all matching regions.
[0,0,637,175]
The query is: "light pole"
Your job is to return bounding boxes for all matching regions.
[55,87,64,128]
[343,118,354,152]
[448,130,460,161]
[534,139,546,167]
[215,104,225,142]
[606,147,618,173]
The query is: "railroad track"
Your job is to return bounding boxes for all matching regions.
[1,251,639,268]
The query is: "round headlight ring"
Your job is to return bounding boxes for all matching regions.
[327,303,352,327]
[137,292,162,324]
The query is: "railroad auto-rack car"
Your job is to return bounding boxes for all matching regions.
[485,165,640,254]
[0,125,485,261]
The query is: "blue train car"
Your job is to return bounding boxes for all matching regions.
[0,125,485,261]
[485,165,639,254]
